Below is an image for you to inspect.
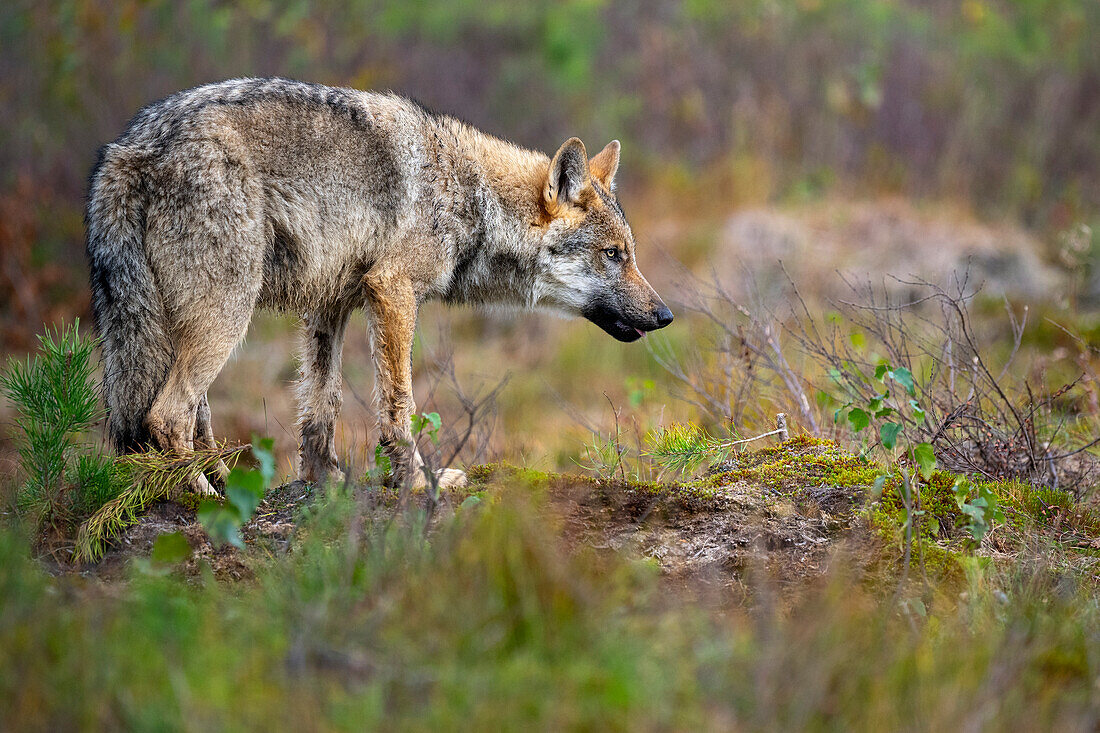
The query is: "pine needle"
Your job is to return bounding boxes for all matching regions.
[73,444,248,564]
[646,420,790,475]
[645,423,732,474]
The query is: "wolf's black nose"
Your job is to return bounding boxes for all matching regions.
[655,305,674,327]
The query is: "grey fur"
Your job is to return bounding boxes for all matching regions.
[86,77,671,490]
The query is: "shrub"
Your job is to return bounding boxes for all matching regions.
[0,320,125,541]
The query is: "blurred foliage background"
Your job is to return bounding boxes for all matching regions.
[2,0,1099,470]
[5,0,1100,219]
[5,7,1100,727]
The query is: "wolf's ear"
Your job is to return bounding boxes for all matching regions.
[588,140,620,190]
[545,137,589,209]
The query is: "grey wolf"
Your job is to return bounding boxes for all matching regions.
[86,77,673,493]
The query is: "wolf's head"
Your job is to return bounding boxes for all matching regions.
[534,138,673,342]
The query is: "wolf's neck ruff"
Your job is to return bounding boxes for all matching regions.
[86,77,671,491]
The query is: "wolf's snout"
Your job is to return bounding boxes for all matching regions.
[654,304,674,328]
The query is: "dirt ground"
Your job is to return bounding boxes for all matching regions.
[81,439,890,600]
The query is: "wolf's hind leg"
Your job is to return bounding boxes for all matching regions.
[296,309,351,484]
[148,370,215,496]
[148,312,253,496]
[194,393,230,482]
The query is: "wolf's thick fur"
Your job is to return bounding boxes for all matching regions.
[86,78,672,491]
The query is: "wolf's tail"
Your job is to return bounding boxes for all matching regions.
[86,145,174,452]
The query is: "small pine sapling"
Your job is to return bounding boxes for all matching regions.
[0,320,126,540]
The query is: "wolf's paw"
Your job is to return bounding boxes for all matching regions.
[190,473,221,497]
[298,461,345,486]
[213,458,231,482]
[436,468,467,490]
[409,467,467,491]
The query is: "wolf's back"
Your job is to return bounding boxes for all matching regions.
[86,144,174,452]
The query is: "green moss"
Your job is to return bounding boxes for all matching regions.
[706,436,881,492]
[877,470,963,542]
[865,500,966,583]
[172,492,208,512]
[920,540,966,581]
[466,463,555,489]
[997,481,1100,539]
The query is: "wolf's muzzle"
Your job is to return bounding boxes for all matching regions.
[584,299,674,342]
[654,305,674,328]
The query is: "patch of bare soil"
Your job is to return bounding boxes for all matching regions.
[89,480,318,582]
[551,475,874,600]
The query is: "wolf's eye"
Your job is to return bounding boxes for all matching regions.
[604,248,620,261]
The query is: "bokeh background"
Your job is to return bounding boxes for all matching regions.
[3,0,1099,477]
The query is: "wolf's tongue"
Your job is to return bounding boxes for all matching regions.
[635,328,647,337]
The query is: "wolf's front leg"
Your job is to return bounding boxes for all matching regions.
[363,273,422,487]
[296,309,351,484]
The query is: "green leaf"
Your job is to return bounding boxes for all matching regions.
[424,412,442,432]
[871,474,888,499]
[913,442,936,481]
[849,331,866,348]
[952,476,972,508]
[951,476,999,542]
[252,437,277,487]
[151,531,192,565]
[197,502,245,549]
[847,407,871,432]
[874,363,890,381]
[880,422,903,449]
[228,484,262,519]
[373,444,392,477]
[459,494,482,510]
[909,399,926,423]
[411,412,443,443]
[890,367,915,396]
[874,407,894,419]
[226,467,264,518]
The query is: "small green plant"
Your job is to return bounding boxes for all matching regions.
[411,411,442,444]
[832,362,921,452]
[646,420,791,476]
[952,476,1004,542]
[574,431,628,480]
[362,412,445,487]
[0,320,126,539]
[365,444,393,484]
[646,423,732,475]
[197,438,276,549]
[832,360,950,580]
